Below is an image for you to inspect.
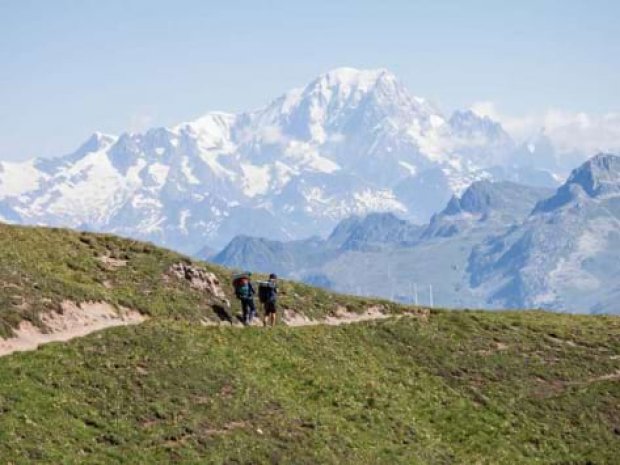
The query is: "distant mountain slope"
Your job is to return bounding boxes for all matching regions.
[0,68,560,253]
[212,212,421,275]
[213,180,552,305]
[213,156,620,315]
[469,153,620,313]
[318,180,554,308]
[212,235,333,277]
[423,180,554,238]
[333,212,422,251]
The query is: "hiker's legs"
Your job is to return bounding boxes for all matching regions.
[248,299,257,322]
[241,300,247,324]
[264,302,277,326]
[241,299,251,325]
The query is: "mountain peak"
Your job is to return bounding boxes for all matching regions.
[80,132,117,152]
[42,131,118,168]
[574,153,620,194]
[439,180,552,218]
[298,67,408,107]
[313,67,395,91]
[256,67,432,144]
[337,212,421,250]
[424,180,554,238]
[534,153,620,213]
[449,110,510,142]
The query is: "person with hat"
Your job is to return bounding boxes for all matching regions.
[233,271,257,325]
[259,273,279,327]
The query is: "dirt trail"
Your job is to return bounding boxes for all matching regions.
[285,306,395,326]
[206,305,428,328]
[0,301,146,357]
[582,370,620,384]
[1,301,426,357]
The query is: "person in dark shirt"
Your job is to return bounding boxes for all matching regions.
[234,272,257,326]
[241,281,257,326]
[262,273,278,327]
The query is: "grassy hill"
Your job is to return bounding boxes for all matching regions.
[0,223,402,337]
[0,224,618,464]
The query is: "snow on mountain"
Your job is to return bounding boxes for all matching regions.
[0,160,47,201]
[0,67,562,251]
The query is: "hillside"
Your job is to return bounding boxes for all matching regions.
[0,224,618,464]
[0,223,400,342]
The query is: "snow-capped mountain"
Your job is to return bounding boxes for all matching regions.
[0,67,560,252]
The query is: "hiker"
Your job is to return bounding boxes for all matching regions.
[233,272,257,325]
[258,273,278,327]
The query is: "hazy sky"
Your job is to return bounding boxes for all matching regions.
[1,0,618,161]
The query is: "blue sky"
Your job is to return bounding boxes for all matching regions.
[1,0,619,161]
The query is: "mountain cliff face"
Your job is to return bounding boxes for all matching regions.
[469,154,620,313]
[423,181,553,238]
[0,68,559,252]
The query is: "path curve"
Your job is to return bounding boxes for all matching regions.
[0,301,146,357]
[1,303,428,358]
[204,305,429,328]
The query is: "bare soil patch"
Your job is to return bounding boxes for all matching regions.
[0,301,146,357]
[323,305,390,326]
[98,255,128,269]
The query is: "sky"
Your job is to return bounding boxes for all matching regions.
[1,0,619,161]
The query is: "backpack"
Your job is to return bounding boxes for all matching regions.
[258,281,276,304]
[233,274,252,300]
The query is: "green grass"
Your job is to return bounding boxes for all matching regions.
[0,223,402,337]
[0,223,618,463]
[0,312,618,464]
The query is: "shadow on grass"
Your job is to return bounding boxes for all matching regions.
[212,304,233,324]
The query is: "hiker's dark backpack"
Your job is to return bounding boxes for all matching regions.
[233,274,252,300]
[258,281,276,304]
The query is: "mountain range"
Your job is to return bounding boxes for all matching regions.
[0,67,570,253]
[214,154,620,314]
